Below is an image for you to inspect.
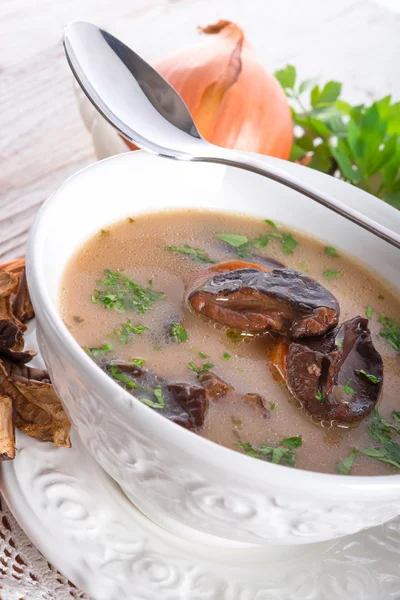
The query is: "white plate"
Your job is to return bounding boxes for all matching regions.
[1,324,400,600]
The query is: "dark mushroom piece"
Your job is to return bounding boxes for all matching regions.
[189,268,339,339]
[286,316,383,424]
[106,362,208,431]
[199,371,234,399]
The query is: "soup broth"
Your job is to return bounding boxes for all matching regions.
[60,210,400,476]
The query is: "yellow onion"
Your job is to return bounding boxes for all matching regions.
[125,21,292,159]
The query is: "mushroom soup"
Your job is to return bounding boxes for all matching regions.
[60,210,400,476]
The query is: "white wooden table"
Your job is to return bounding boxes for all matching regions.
[1,0,400,261]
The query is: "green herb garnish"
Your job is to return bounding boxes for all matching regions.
[324,246,338,257]
[187,361,214,376]
[315,389,325,403]
[83,343,113,359]
[365,305,373,319]
[275,64,400,208]
[92,270,164,314]
[127,217,135,223]
[170,323,188,343]
[343,379,356,395]
[73,315,84,323]
[323,269,341,282]
[336,448,357,475]
[336,338,343,348]
[282,233,298,255]
[111,321,148,344]
[236,436,302,467]
[269,402,276,411]
[222,352,231,360]
[359,409,400,470]
[109,365,137,389]
[166,244,217,264]
[131,358,145,367]
[378,315,400,352]
[392,411,400,422]
[360,443,400,469]
[215,233,249,248]
[264,219,277,228]
[378,294,385,300]
[357,369,380,384]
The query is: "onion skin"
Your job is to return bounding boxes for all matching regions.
[124,21,293,159]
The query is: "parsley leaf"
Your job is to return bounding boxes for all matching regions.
[343,379,356,395]
[282,233,298,255]
[378,315,400,352]
[315,389,325,403]
[365,305,373,319]
[323,269,341,282]
[236,435,302,467]
[222,352,231,360]
[187,361,214,376]
[215,233,249,248]
[131,358,145,367]
[357,369,380,384]
[324,246,338,257]
[336,448,357,475]
[274,67,400,207]
[109,365,137,389]
[170,323,188,343]
[73,315,84,323]
[269,402,276,410]
[92,270,164,314]
[139,386,165,409]
[83,343,113,359]
[360,443,400,469]
[111,321,148,344]
[166,245,217,264]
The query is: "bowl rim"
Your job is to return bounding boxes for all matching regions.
[27,150,400,493]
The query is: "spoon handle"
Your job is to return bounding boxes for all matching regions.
[196,147,400,250]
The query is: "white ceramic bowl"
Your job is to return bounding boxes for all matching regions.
[27,151,400,547]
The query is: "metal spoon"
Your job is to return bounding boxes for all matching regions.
[63,21,400,250]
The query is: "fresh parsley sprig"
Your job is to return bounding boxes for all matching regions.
[275,65,400,209]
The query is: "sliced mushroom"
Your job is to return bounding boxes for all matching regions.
[198,371,234,399]
[0,320,36,363]
[189,268,339,339]
[286,317,383,424]
[242,393,270,419]
[13,268,34,323]
[107,362,208,431]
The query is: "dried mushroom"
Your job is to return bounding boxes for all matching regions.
[0,358,71,448]
[198,371,234,399]
[13,268,34,323]
[189,268,339,339]
[286,317,383,424]
[0,258,71,459]
[0,395,15,460]
[106,362,209,431]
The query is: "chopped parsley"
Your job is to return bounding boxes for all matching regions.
[282,233,298,255]
[111,321,148,344]
[187,361,214,376]
[343,379,356,395]
[378,315,400,353]
[365,305,373,319]
[73,315,84,323]
[236,436,302,467]
[359,409,400,470]
[99,228,109,236]
[131,358,145,367]
[357,369,380,384]
[324,246,338,257]
[92,270,164,313]
[190,349,209,359]
[216,222,298,258]
[109,365,137,389]
[323,269,341,282]
[336,338,343,348]
[165,244,218,264]
[315,389,325,403]
[269,402,276,410]
[170,323,188,343]
[127,217,135,223]
[83,343,113,359]
[336,448,357,475]
[222,352,231,360]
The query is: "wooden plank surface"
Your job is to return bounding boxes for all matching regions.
[1,0,400,260]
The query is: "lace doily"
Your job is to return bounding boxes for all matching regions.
[0,494,90,600]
